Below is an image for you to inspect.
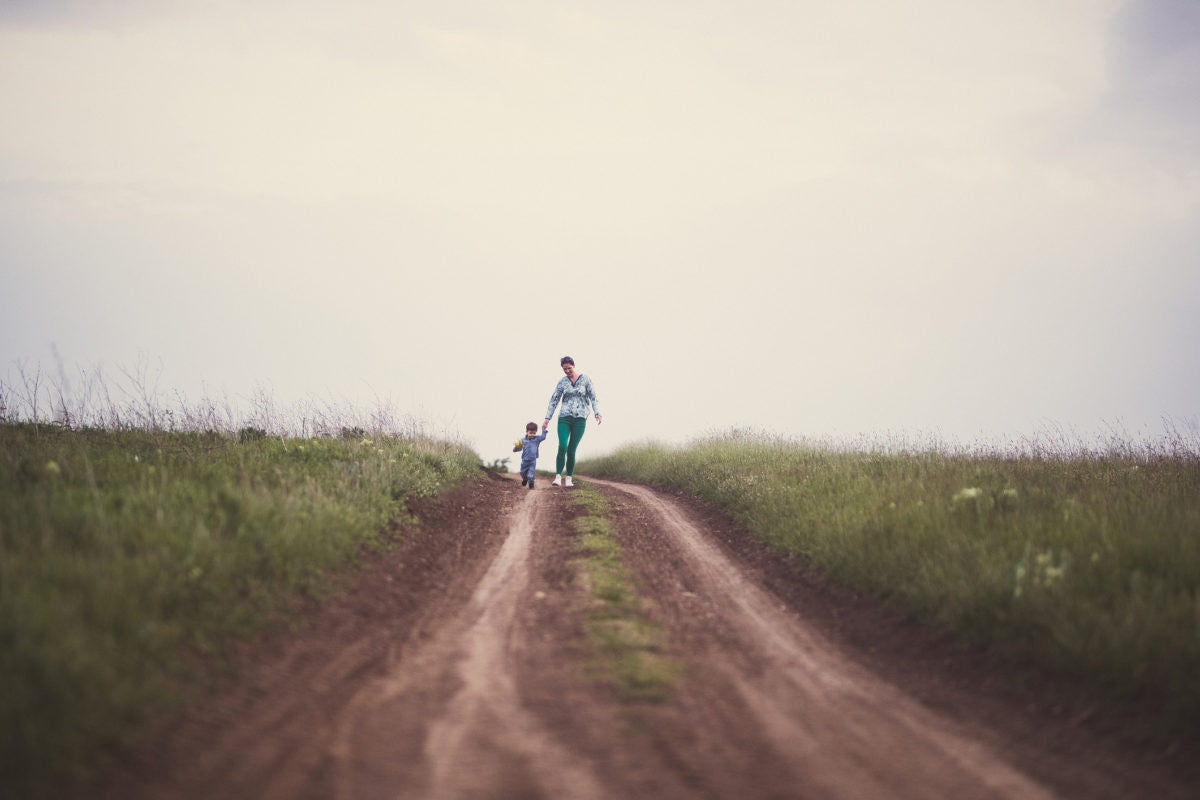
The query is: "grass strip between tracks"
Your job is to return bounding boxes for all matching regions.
[567,482,682,704]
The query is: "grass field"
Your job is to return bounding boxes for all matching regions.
[579,430,1200,740]
[0,421,479,798]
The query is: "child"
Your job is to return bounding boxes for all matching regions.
[516,421,549,489]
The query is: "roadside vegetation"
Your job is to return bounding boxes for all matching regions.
[579,428,1200,740]
[567,483,681,704]
[0,365,480,799]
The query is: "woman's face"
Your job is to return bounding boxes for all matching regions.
[561,362,576,380]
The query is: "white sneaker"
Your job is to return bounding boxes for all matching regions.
[551,474,562,487]
[564,476,574,488]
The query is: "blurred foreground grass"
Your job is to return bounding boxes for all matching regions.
[0,423,478,798]
[580,431,1200,740]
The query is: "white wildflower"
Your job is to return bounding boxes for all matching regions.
[952,487,983,502]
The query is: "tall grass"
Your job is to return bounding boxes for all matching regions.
[579,429,1200,738]
[0,356,442,442]
[0,365,481,798]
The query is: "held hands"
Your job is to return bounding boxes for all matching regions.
[595,414,603,425]
[542,419,550,431]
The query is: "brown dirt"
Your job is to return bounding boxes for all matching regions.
[87,472,1199,800]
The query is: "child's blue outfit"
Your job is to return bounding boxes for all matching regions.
[519,430,549,487]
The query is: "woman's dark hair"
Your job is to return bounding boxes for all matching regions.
[560,355,574,365]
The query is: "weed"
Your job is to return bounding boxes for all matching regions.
[237,425,268,443]
[483,456,511,473]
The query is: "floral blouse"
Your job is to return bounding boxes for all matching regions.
[546,374,600,420]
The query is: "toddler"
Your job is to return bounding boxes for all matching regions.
[515,422,549,489]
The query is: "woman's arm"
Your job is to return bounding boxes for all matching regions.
[545,377,566,422]
[585,376,601,423]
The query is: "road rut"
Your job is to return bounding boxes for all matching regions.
[591,478,1054,800]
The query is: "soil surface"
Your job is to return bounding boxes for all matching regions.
[89,472,1199,799]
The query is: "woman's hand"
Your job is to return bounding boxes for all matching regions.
[542,419,550,431]
[595,414,603,425]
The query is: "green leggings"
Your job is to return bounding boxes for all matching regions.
[555,416,587,476]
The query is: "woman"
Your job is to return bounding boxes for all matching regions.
[543,355,602,487]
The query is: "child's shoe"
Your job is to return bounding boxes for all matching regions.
[564,476,574,488]
[527,480,534,490]
[520,478,528,487]
[551,475,562,487]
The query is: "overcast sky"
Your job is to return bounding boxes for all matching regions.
[2,0,1198,462]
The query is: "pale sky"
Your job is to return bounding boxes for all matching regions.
[2,0,1198,463]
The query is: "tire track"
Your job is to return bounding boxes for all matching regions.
[329,488,607,800]
[591,477,1058,800]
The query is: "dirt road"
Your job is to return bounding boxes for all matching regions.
[93,473,1196,799]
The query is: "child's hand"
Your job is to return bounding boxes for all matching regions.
[512,440,523,452]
